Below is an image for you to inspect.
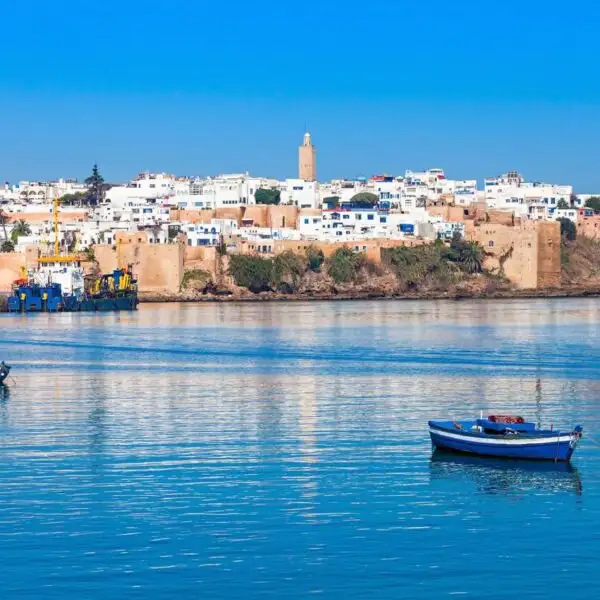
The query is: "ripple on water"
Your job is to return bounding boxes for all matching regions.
[1,300,600,599]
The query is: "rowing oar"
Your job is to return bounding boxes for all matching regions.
[9,375,16,386]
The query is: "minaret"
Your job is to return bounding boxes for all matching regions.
[298,132,316,181]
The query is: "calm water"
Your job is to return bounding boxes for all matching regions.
[1,299,600,599]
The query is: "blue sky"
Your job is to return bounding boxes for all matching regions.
[1,0,600,189]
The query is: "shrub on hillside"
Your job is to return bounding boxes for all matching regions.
[558,217,577,242]
[229,255,273,292]
[383,244,458,289]
[306,245,325,272]
[326,247,363,283]
[181,268,213,291]
[272,251,306,293]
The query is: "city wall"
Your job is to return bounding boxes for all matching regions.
[94,234,185,294]
[465,220,560,289]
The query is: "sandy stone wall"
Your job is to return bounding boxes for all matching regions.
[94,240,184,293]
[577,215,600,239]
[0,246,44,291]
[465,220,560,289]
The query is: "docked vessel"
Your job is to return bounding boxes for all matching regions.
[6,199,138,313]
[428,415,583,462]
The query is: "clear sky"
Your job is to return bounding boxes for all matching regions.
[1,0,600,190]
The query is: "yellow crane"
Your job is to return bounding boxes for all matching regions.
[37,198,79,264]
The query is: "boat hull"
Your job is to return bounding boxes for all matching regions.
[429,424,578,461]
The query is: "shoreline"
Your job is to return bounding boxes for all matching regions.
[139,286,600,304]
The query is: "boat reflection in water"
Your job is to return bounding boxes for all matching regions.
[429,450,583,496]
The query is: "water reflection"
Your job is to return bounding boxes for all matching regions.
[429,450,583,496]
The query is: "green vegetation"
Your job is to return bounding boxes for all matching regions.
[323,196,340,209]
[447,235,485,274]
[585,196,600,211]
[11,219,31,243]
[326,247,365,283]
[1,240,15,252]
[272,251,305,293]
[83,246,97,263]
[228,237,489,295]
[228,255,274,292]
[254,188,281,205]
[383,236,486,290]
[556,198,570,210]
[349,192,378,207]
[168,225,181,241]
[558,217,577,241]
[306,245,325,272]
[84,163,105,206]
[59,192,87,206]
[181,269,213,291]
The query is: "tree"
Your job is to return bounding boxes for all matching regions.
[228,255,273,292]
[556,199,570,210]
[558,217,576,241]
[454,240,484,274]
[272,251,306,292]
[1,240,14,252]
[306,245,325,272]
[59,192,87,206]
[585,197,600,212]
[349,192,378,207]
[84,163,105,206]
[326,247,362,283]
[11,219,31,243]
[323,196,340,209]
[254,188,281,205]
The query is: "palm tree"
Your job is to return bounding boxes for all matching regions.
[11,219,32,243]
[458,241,484,274]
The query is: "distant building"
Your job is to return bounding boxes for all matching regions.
[298,132,316,181]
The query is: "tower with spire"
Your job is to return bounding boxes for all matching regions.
[298,132,316,181]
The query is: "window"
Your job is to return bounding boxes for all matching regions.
[149,184,156,189]
[380,217,387,223]
[304,218,309,224]
[343,214,350,220]
[488,240,495,248]
[356,214,362,220]
[367,214,374,221]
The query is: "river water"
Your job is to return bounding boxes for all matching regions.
[1,299,599,599]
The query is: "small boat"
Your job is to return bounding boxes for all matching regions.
[0,361,11,384]
[428,415,583,462]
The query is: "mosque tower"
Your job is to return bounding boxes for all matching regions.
[298,132,316,181]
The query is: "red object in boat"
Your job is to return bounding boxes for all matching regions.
[488,415,525,424]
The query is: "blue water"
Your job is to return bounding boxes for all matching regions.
[1,299,600,599]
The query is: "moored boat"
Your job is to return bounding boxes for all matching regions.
[0,361,11,384]
[428,415,583,462]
